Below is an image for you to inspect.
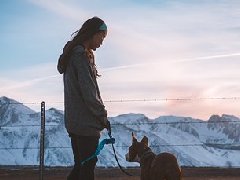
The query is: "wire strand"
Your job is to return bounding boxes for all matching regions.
[1,120,240,128]
[1,143,239,150]
[2,96,240,105]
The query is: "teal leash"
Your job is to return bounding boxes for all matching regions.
[81,138,115,165]
[80,122,132,176]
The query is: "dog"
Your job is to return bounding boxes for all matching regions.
[126,132,182,180]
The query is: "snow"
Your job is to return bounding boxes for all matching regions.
[0,96,240,167]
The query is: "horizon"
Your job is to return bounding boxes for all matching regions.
[1,95,239,121]
[1,0,240,120]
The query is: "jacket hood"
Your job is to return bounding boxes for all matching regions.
[57,43,85,74]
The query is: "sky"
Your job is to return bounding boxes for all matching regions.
[0,0,240,120]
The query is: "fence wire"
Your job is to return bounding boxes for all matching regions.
[1,120,240,150]
[0,100,240,156]
[1,119,240,128]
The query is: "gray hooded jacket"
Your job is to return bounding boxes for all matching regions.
[63,45,107,137]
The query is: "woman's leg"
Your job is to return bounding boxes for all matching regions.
[67,133,81,180]
[77,136,99,180]
[67,134,99,180]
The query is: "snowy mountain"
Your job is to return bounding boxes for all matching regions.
[0,96,240,167]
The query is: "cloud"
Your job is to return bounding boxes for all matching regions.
[98,52,240,119]
[172,53,240,63]
[1,56,240,119]
[28,0,91,21]
[0,63,63,111]
[2,0,240,119]
[96,1,240,73]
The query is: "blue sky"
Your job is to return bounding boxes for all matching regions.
[1,0,240,120]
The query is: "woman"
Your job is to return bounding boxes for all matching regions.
[57,17,109,180]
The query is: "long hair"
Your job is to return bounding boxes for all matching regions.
[57,17,106,74]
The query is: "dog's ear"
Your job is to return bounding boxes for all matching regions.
[132,132,137,142]
[141,136,148,147]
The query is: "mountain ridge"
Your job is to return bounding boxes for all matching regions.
[0,96,240,167]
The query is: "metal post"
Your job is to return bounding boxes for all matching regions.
[39,101,45,180]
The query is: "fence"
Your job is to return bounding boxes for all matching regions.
[0,98,240,180]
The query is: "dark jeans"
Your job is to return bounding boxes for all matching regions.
[67,133,99,180]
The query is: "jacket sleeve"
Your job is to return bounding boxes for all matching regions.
[71,48,107,120]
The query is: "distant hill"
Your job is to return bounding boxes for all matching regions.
[0,96,240,167]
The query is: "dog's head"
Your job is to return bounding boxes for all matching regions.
[125,132,149,163]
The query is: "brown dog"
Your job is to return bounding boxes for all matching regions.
[126,133,182,180]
